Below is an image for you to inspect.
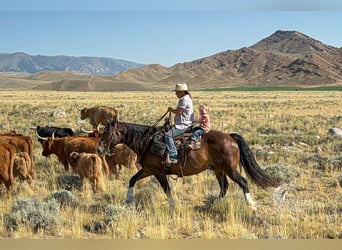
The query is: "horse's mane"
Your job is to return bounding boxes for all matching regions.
[118,122,160,156]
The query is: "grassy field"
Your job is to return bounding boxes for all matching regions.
[0,90,341,239]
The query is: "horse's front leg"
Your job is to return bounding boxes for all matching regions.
[153,172,175,214]
[126,169,150,203]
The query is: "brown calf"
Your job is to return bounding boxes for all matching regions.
[13,152,33,184]
[105,144,139,179]
[69,152,106,192]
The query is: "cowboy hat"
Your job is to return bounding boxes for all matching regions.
[173,82,188,91]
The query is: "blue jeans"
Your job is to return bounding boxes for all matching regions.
[164,126,189,160]
[189,127,205,142]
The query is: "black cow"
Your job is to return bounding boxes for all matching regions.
[35,126,74,144]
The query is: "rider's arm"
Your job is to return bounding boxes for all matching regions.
[168,106,185,115]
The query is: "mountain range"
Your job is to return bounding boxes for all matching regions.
[0,52,144,75]
[1,30,341,91]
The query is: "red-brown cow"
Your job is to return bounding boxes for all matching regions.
[37,134,109,174]
[0,134,35,180]
[69,152,106,192]
[77,106,118,129]
[0,143,16,193]
[81,129,139,178]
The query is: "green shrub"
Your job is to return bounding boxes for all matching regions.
[4,197,62,234]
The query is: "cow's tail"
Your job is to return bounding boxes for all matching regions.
[230,133,279,188]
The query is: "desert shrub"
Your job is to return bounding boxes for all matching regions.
[264,135,293,146]
[84,220,108,234]
[104,204,128,223]
[296,135,321,146]
[326,156,342,171]
[56,174,82,191]
[49,190,78,208]
[84,204,128,234]
[4,197,62,234]
[262,164,299,183]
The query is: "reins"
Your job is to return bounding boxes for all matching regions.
[107,111,170,158]
[152,110,169,128]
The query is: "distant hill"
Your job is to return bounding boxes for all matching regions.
[112,30,342,90]
[1,30,341,91]
[0,52,144,75]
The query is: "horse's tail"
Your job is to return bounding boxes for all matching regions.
[230,133,279,188]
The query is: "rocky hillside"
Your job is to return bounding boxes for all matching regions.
[112,30,342,90]
[1,30,341,91]
[0,52,144,75]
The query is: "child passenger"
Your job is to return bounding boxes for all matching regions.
[187,104,211,150]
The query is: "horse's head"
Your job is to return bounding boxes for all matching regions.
[97,120,122,155]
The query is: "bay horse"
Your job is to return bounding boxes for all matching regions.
[96,119,278,211]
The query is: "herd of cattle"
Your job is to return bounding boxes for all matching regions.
[0,105,137,193]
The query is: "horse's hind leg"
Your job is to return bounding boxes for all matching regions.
[214,170,229,198]
[229,170,257,210]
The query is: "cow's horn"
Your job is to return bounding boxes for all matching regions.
[81,128,94,134]
[75,104,83,111]
[36,131,48,141]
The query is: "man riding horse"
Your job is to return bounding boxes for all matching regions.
[164,82,194,164]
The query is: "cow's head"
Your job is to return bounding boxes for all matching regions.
[80,108,89,120]
[69,152,81,169]
[36,132,55,156]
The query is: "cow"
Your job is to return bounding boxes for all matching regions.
[79,129,139,178]
[76,105,118,129]
[13,152,33,184]
[32,126,74,144]
[0,131,22,136]
[105,144,139,179]
[0,134,35,180]
[69,152,106,192]
[0,143,16,193]
[37,133,109,174]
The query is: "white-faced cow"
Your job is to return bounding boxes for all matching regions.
[77,106,118,130]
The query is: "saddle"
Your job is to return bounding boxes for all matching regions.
[148,118,202,166]
[174,132,201,150]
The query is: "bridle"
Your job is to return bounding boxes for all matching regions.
[99,121,122,155]
[98,111,170,157]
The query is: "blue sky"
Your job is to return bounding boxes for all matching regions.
[1,0,342,66]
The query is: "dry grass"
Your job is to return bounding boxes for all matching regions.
[0,90,341,239]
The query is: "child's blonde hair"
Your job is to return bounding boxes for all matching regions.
[199,104,209,113]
